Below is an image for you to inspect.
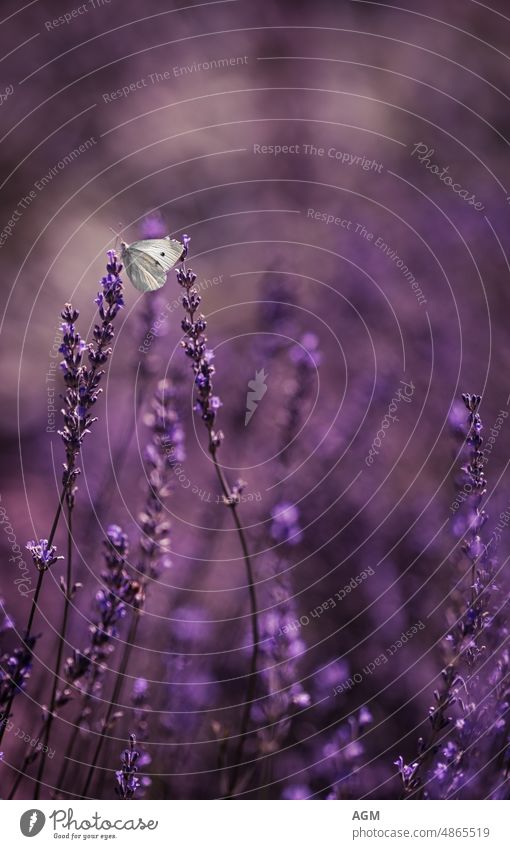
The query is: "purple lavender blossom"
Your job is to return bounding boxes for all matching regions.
[396,394,506,799]
[139,379,185,581]
[177,248,223,449]
[325,708,373,799]
[255,557,310,757]
[289,332,322,368]
[58,251,124,506]
[0,602,14,637]
[88,526,141,685]
[65,525,139,705]
[115,734,141,799]
[129,679,152,795]
[26,539,63,572]
[78,382,185,796]
[270,502,303,546]
[282,784,311,799]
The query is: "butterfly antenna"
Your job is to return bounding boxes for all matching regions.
[108,222,124,252]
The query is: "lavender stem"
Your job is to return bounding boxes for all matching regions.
[80,610,140,798]
[0,487,65,751]
[33,505,73,799]
[175,243,260,793]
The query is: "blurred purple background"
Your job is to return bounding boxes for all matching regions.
[1,0,510,800]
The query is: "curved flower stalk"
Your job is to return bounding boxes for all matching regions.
[29,255,125,797]
[175,238,260,791]
[4,253,124,780]
[253,334,320,786]
[54,526,139,795]
[396,394,504,799]
[81,379,184,797]
[80,285,162,547]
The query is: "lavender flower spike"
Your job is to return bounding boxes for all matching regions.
[26,540,63,572]
[140,379,185,581]
[116,734,141,799]
[177,254,223,450]
[66,525,139,705]
[58,251,124,507]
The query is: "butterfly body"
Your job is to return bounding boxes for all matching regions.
[121,236,184,292]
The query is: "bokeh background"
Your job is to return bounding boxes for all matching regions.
[1,0,510,800]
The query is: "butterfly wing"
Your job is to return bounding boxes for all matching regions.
[122,238,184,292]
[124,253,165,292]
[128,237,184,272]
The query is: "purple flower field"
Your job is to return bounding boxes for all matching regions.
[1,0,510,801]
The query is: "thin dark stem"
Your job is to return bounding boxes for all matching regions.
[81,611,140,798]
[7,717,44,799]
[55,708,84,793]
[404,671,456,800]
[33,505,73,800]
[0,487,66,749]
[179,257,260,794]
[26,488,66,641]
[208,448,259,794]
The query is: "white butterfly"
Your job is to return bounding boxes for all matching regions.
[121,236,184,292]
